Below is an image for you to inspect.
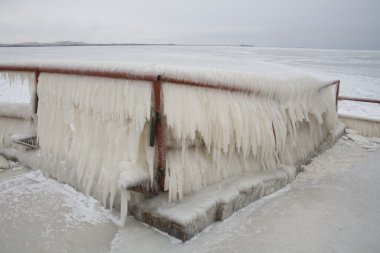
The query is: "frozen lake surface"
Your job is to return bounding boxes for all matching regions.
[0,45,380,118]
[1,137,380,253]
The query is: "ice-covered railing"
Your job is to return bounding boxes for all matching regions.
[337,96,380,137]
[0,63,341,206]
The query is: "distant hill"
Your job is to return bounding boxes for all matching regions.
[0,41,91,47]
[0,41,178,47]
[0,41,255,48]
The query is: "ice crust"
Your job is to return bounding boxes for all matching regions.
[0,64,338,211]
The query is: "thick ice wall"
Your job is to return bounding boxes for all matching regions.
[9,62,338,207]
[163,77,338,202]
[36,73,154,208]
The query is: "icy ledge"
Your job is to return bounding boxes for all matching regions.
[130,166,296,241]
[128,122,346,241]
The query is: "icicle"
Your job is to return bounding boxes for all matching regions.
[162,76,337,200]
[36,73,152,212]
[120,190,130,225]
[145,142,155,186]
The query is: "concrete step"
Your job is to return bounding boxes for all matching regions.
[130,166,298,241]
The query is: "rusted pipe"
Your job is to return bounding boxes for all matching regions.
[338,96,380,104]
[0,65,157,82]
[335,81,340,110]
[319,80,340,90]
[0,66,39,74]
[34,71,40,114]
[319,80,340,110]
[0,65,259,95]
[160,76,260,95]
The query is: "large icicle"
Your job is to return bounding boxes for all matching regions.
[36,73,153,211]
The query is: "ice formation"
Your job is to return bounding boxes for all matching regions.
[36,73,154,211]
[1,65,339,216]
[163,76,337,201]
[0,71,36,147]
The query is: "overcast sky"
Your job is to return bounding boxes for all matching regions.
[0,0,379,49]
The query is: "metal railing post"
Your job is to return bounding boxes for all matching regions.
[335,80,340,111]
[34,71,40,114]
[153,75,166,191]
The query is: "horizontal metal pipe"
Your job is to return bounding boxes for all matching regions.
[160,76,260,95]
[0,65,157,82]
[0,66,39,73]
[0,64,338,96]
[0,65,258,94]
[0,115,31,120]
[338,96,380,104]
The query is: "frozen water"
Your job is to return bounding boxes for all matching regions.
[0,46,379,118]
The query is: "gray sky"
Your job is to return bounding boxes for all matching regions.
[0,0,379,49]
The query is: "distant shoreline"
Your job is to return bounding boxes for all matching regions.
[0,41,255,48]
[0,42,377,50]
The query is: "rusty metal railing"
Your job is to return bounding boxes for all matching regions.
[320,80,380,112]
[338,96,380,105]
[324,80,380,125]
[0,64,341,192]
[319,80,340,109]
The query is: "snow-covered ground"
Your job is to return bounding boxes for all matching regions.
[1,136,380,253]
[0,46,380,118]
